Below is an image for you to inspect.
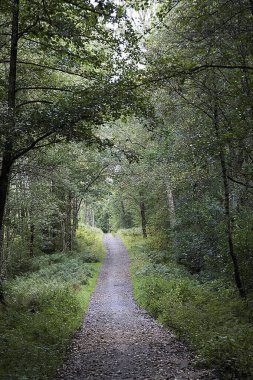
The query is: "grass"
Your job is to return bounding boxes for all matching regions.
[119,228,253,380]
[0,226,104,380]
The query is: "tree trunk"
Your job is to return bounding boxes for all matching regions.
[61,218,66,252]
[29,224,35,257]
[121,200,126,227]
[140,201,147,238]
[92,209,95,227]
[85,206,95,227]
[65,192,72,251]
[72,197,80,246]
[219,150,246,297]
[213,104,246,297]
[249,0,253,16]
[0,160,12,275]
[164,179,176,228]
[0,0,19,274]
[8,0,19,112]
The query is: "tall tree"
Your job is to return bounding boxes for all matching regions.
[0,0,138,267]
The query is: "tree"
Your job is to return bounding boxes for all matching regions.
[1,141,117,274]
[140,0,253,295]
[0,0,139,268]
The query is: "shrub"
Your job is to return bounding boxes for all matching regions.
[0,225,104,379]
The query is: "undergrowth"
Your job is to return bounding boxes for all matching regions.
[0,226,104,380]
[119,228,253,380]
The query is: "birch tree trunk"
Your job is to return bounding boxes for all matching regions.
[164,179,176,228]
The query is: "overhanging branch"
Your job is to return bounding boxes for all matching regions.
[15,86,73,93]
[12,131,55,161]
[227,175,253,192]
[16,100,53,108]
[142,63,253,89]
[0,60,93,79]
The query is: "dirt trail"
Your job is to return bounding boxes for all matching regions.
[57,234,217,380]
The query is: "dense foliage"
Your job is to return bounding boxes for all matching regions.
[104,0,253,298]
[0,0,139,270]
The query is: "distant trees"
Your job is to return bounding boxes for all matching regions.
[106,1,253,297]
[2,143,112,274]
[2,0,253,299]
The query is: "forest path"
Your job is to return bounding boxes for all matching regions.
[57,234,216,380]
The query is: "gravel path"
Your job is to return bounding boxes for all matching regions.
[57,234,217,380]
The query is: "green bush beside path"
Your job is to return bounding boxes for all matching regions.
[119,229,253,379]
[0,226,104,380]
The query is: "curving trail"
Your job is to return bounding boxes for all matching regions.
[57,234,217,380]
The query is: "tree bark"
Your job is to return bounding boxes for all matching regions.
[0,158,13,274]
[249,0,253,17]
[0,0,19,272]
[164,179,176,228]
[29,224,35,257]
[213,105,246,297]
[8,0,19,112]
[61,219,67,252]
[72,197,81,245]
[121,200,127,227]
[65,192,72,251]
[0,202,7,276]
[219,150,246,297]
[140,201,147,238]
[85,206,95,227]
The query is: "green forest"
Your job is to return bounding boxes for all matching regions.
[1,0,253,379]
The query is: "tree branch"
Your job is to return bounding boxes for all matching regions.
[18,17,40,38]
[15,86,73,93]
[23,138,66,151]
[1,60,93,79]
[83,164,110,193]
[227,175,253,191]
[62,0,112,17]
[22,37,83,59]
[16,100,53,108]
[12,131,55,161]
[17,60,93,78]
[144,63,253,88]
[190,64,253,72]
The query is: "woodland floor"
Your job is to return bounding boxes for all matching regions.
[57,234,218,380]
